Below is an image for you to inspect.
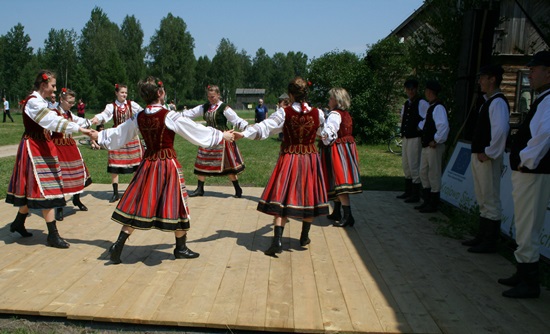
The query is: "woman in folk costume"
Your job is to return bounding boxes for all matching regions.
[235,77,329,256]
[183,85,248,198]
[319,88,363,227]
[91,84,143,203]
[52,88,93,221]
[6,70,93,248]
[90,77,234,264]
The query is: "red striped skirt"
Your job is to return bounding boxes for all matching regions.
[194,140,245,176]
[6,138,66,209]
[107,137,143,174]
[55,139,89,196]
[111,158,190,231]
[320,141,363,200]
[257,152,329,219]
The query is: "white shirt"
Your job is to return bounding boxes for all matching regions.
[242,102,325,140]
[183,101,249,131]
[321,110,342,145]
[519,88,550,170]
[3,100,9,110]
[483,92,510,159]
[98,106,224,150]
[430,103,450,144]
[94,100,143,124]
[25,91,80,134]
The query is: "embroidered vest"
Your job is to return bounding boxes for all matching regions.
[51,108,76,145]
[22,95,51,141]
[113,100,133,127]
[202,102,229,130]
[281,106,320,154]
[334,110,355,144]
[138,108,177,160]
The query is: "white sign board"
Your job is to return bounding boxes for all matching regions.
[441,141,550,260]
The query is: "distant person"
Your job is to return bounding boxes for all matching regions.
[414,80,449,213]
[168,100,177,111]
[396,79,429,203]
[77,98,86,117]
[48,94,59,109]
[3,97,14,122]
[500,51,550,299]
[462,64,509,254]
[255,98,268,123]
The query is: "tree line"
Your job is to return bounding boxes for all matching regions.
[0,1,467,144]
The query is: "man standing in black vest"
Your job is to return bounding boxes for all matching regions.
[415,80,449,213]
[396,79,429,203]
[463,64,510,253]
[499,51,550,298]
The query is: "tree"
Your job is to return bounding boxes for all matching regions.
[251,48,273,89]
[193,55,211,101]
[287,51,308,77]
[270,52,294,98]
[120,15,146,97]
[79,7,127,107]
[147,13,196,103]
[1,24,34,102]
[39,28,79,89]
[209,38,244,103]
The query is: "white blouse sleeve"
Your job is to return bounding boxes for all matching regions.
[94,104,114,123]
[182,104,204,119]
[242,107,285,140]
[97,114,141,150]
[165,110,224,147]
[25,98,80,134]
[223,106,249,131]
[321,111,341,145]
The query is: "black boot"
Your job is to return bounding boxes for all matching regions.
[498,267,521,287]
[174,235,200,259]
[264,226,284,256]
[326,201,342,221]
[334,205,355,227]
[109,183,120,203]
[396,179,412,199]
[55,207,64,221]
[300,221,311,246]
[414,188,431,210]
[502,262,540,298]
[232,180,242,198]
[419,192,439,213]
[404,182,421,203]
[72,194,88,211]
[468,219,500,253]
[188,180,205,197]
[462,217,487,246]
[46,220,70,248]
[109,231,130,264]
[9,212,33,237]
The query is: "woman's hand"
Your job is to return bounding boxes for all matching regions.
[223,130,234,142]
[233,132,244,141]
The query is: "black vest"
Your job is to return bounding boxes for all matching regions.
[471,93,509,154]
[509,91,550,173]
[400,97,424,138]
[421,101,444,147]
[202,102,229,130]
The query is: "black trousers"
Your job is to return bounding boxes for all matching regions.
[3,110,14,122]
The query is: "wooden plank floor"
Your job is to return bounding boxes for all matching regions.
[1,184,549,333]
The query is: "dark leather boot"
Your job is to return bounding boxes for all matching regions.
[396,179,412,199]
[55,208,64,221]
[502,262,540,298]
[326,201,342,221]
[264,226,284,256]
[188,180,205,197]
[109,183,120,203]
[46,220,70,248]
[419,192,439,213]
[109,231,130,264]
[9,212,33,237]
[414,188,431,210]
[232,180,242,198]
[468,219,500,253]
[300,221,311,246]
[404,182,421,203]
[462,217,487,246]
[174,235,200,259]
[334,206,355,227]
[498,267,521,287]
[72,194,88,211]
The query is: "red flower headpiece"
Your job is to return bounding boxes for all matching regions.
[307,80,312,87]
[42,73,49,81]
[158,81,163,87]
[115,84,119,89]
[61,88,67,93]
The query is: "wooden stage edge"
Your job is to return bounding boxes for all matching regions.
[0,184,549,334]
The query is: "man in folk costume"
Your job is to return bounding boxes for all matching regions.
[462,64,509,253]
[51,88,94,221]
[7,70,93,248]
[500,51,550,298]
[91,84,144,202]
[184,85,248,198]
[396,79,429,203]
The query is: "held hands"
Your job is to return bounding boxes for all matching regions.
[81,127,99,141]
[90,117,100,125]
[233,132,244,141]
[223,130,235,142]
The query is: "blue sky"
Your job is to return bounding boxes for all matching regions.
[1,0,424,60]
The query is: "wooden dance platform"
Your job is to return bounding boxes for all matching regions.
[0,184,549,333]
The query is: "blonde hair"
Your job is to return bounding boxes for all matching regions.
[328,87,351,110]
